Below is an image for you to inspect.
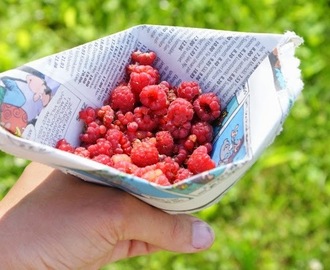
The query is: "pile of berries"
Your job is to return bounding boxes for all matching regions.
[56,50,221,186]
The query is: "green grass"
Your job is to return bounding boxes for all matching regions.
[1,0,329,269]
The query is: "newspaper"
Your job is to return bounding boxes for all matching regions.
[0,25,303,213]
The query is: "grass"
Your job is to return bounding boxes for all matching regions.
[1,0,329,269]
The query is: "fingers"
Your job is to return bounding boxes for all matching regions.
[107,194,215,254]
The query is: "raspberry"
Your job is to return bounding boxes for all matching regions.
[177,81,201,102]
[113,160,138,174]
[80,121,107,144]
[133,106,159,131]
[97,105,115,128]
[127,64,159,82]
[131,50,157,65]
[193,93,221,122]
[162,119,191,139]
[139,84,168,111]
[187,146,216,174]
[87,138,113,158]
[130,141,159,167]
[111,153,131,164]
[105,129,131,155]
[156,157,179,183]
[155,130,174,156]
[108,85,135,113]
[174,168,193,183]
[79,107,97,125]
[74,147,90,158]
[191,121,214,145]
[92,154,113,166]
[182,134,197,152]
[167,98,194,126]
[139,168,171,186]
[172,144,188,165]
[55,139,74,153]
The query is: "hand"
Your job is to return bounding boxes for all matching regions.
[0,162,214,269]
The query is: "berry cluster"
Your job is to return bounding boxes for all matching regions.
[56,50,221,185]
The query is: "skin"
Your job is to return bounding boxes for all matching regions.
[0,162,214,269]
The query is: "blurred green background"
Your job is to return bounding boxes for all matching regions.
[0,0,329,269]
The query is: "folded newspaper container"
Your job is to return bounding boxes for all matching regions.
[0,25,303,213]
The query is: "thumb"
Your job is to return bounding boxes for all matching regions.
[113,196,215,253]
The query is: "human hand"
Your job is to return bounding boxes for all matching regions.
[0,162,214,269]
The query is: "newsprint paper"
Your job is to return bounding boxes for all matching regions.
[0,25,303,213]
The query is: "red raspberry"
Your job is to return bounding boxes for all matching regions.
[177,81,201,102]
[155,130,174,156]
[80,121,107,144]
[167,98,194,126]
[105,129,131,155]
[87,138,113,158]
[193,93,221,122]
[187,146,215,174]
[127,64,159,81]
[97,105,115,128]
[92,154,113,166]
[79,107,97,125]
[191,121,214,145]
[111,153,131,164]
[108,85,135,113]
[174,168,193,183]
[131,50,157,65]
[139,84,168,111]
[182,134,197,152]
[130,141,159,167]
[55,139,74,153]
[133,106,159,131]
[114,111,134,131]
[162,119,191,139]
[156,157,179,183]
[74,147,90,158]
[172,144,188,165]
[113,160,138,174]
[139,168,171,186]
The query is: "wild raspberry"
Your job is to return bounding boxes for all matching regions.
[182,134,197,152]
[193,93,221,122]
[191,121,214,145]
[174,168,193,183]
[127,64,159,82]
[79,107,97,125]
[111,153,131,164]
[140,168,171,186]
[139,85,168,111]
[80,121,107,144]
[97,105,115,128]
[156,157,179,183]
[162,119,191,139]
[131,50,157,65]
[133,106,159,131]
[105,129,131,155]
[92,154,113,167]
[130,141,159,167]
[108,85,135,113]
[177,81,201,102]
[155,130,174,156]
[56,139,74,153]
[87,138,113,158]
[172,144,188,165]
[74,147,90,158]
[113,160,138,174]
[114,111,134,131]
[167,98,194,126]
[187,146,215,174]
